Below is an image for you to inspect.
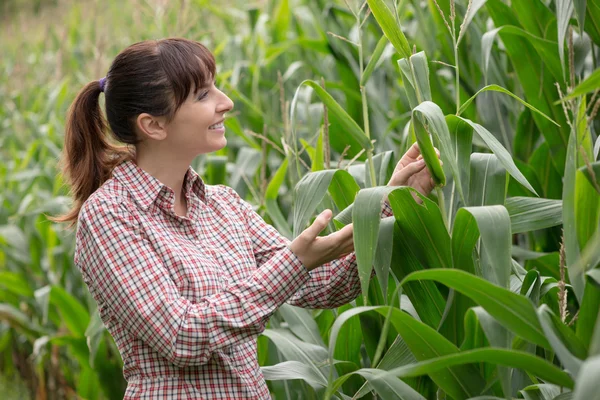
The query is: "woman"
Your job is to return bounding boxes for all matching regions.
[56,38,437,399]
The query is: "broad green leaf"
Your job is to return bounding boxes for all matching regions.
[556,0,574,73]
[367,0,412,59]
[481,26,562,84]
[390,222,446,328]
[468,153,507,207]
[572,355,600,400]
[262,360,327,389]
[574,0,587,31]
[486,0,569,172]
[444,115,473,218]
[455,206,512,288]
[327,368,426,400]
[291,80,372,151]
[327,306,486,399]
[537,305,583,377]
[521,384,563,400]
[353,186,399,300]
[399,269,552,349]
[458,84,559,127]
[292,169,359,238]
[565,131,583,301]
[458,117,538,195]
[381,348,573,389]
[575,170,600,249]
[278,304,325,347]
[389,187,452,270]
[469,307,512,397]
[398,52,432,108]
[262,329,329,382]
[505,197,563,233]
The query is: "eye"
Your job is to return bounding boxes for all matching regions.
[196,90,209,101]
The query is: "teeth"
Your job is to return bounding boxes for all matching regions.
[209,122,224,129]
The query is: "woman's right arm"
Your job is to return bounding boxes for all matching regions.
[75,197,311,368]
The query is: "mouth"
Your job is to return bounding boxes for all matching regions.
[208,121,225,130]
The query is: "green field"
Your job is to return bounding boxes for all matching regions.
[1,0,600,399]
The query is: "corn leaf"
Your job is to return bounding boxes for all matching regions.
[399,269,552,349]
[366,0,412,59]
[505,197,563,233]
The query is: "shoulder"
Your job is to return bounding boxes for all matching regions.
[77,177,138,230]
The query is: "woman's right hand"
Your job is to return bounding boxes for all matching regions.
[289,209,354,272]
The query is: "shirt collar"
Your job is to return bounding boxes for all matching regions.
[112,160,207,211]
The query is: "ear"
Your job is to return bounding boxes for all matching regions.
[136,113,168,141]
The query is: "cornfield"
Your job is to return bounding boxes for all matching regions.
[1,0,600,399]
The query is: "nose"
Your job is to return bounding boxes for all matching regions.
[216,89,234,114]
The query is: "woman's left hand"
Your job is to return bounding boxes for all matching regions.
[386,142,441,197]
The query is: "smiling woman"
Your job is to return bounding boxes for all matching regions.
[50,37,436,399]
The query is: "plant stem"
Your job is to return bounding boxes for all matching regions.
[358,10,378,187]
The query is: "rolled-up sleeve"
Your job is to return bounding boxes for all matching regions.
[75,197,310,368]
[227,186,394,309]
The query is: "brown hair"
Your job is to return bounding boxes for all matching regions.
[53,38,216,226]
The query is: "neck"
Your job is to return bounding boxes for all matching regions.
[135,145,193,204]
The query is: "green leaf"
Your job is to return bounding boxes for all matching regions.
[505,197,563,233]
[565,130,583,302]
[262,360,327,389]
[49,286,90,337]
[292,80,372,151]
[265,158,292,239]
[389,188,452,270]
[537,305,583,377]
[361,35,389,86]
[458,117,538,196]
[414,102,464,197]
[398,52,432,108]
[399,269,552,349]
[366,0,412,59]
[468,153,507,207]
[292,169,359,238]
[278,304,325,347]
[564,67,600,100]
[352,186,398,299]
[556,0,574,73]
[458,84,560,127]
[381,348,573,389]
[572,355,600,400]
[454,206,512,289]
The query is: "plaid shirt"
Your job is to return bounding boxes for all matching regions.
[74,160,394,399]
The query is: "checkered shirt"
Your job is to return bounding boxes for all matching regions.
[74,160,394,399]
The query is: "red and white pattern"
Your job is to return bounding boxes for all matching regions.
[74,160,394,399]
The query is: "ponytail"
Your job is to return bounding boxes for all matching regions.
[52,80,132,226]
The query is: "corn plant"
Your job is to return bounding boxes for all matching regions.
[1,0,599,399]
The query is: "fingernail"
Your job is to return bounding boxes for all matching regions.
[418,159,426,165]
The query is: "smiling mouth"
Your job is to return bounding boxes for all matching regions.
[208,121,224,129]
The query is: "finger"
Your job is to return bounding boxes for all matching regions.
[303,209,332,240]
[434,147,441,158]
[403,142,421,160]
[395,159,427,183]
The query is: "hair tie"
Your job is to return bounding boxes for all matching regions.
[99,77,107,92]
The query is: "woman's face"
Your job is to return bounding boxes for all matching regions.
[163,80,234,157]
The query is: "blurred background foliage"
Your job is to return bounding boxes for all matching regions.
[1,0,599,399]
